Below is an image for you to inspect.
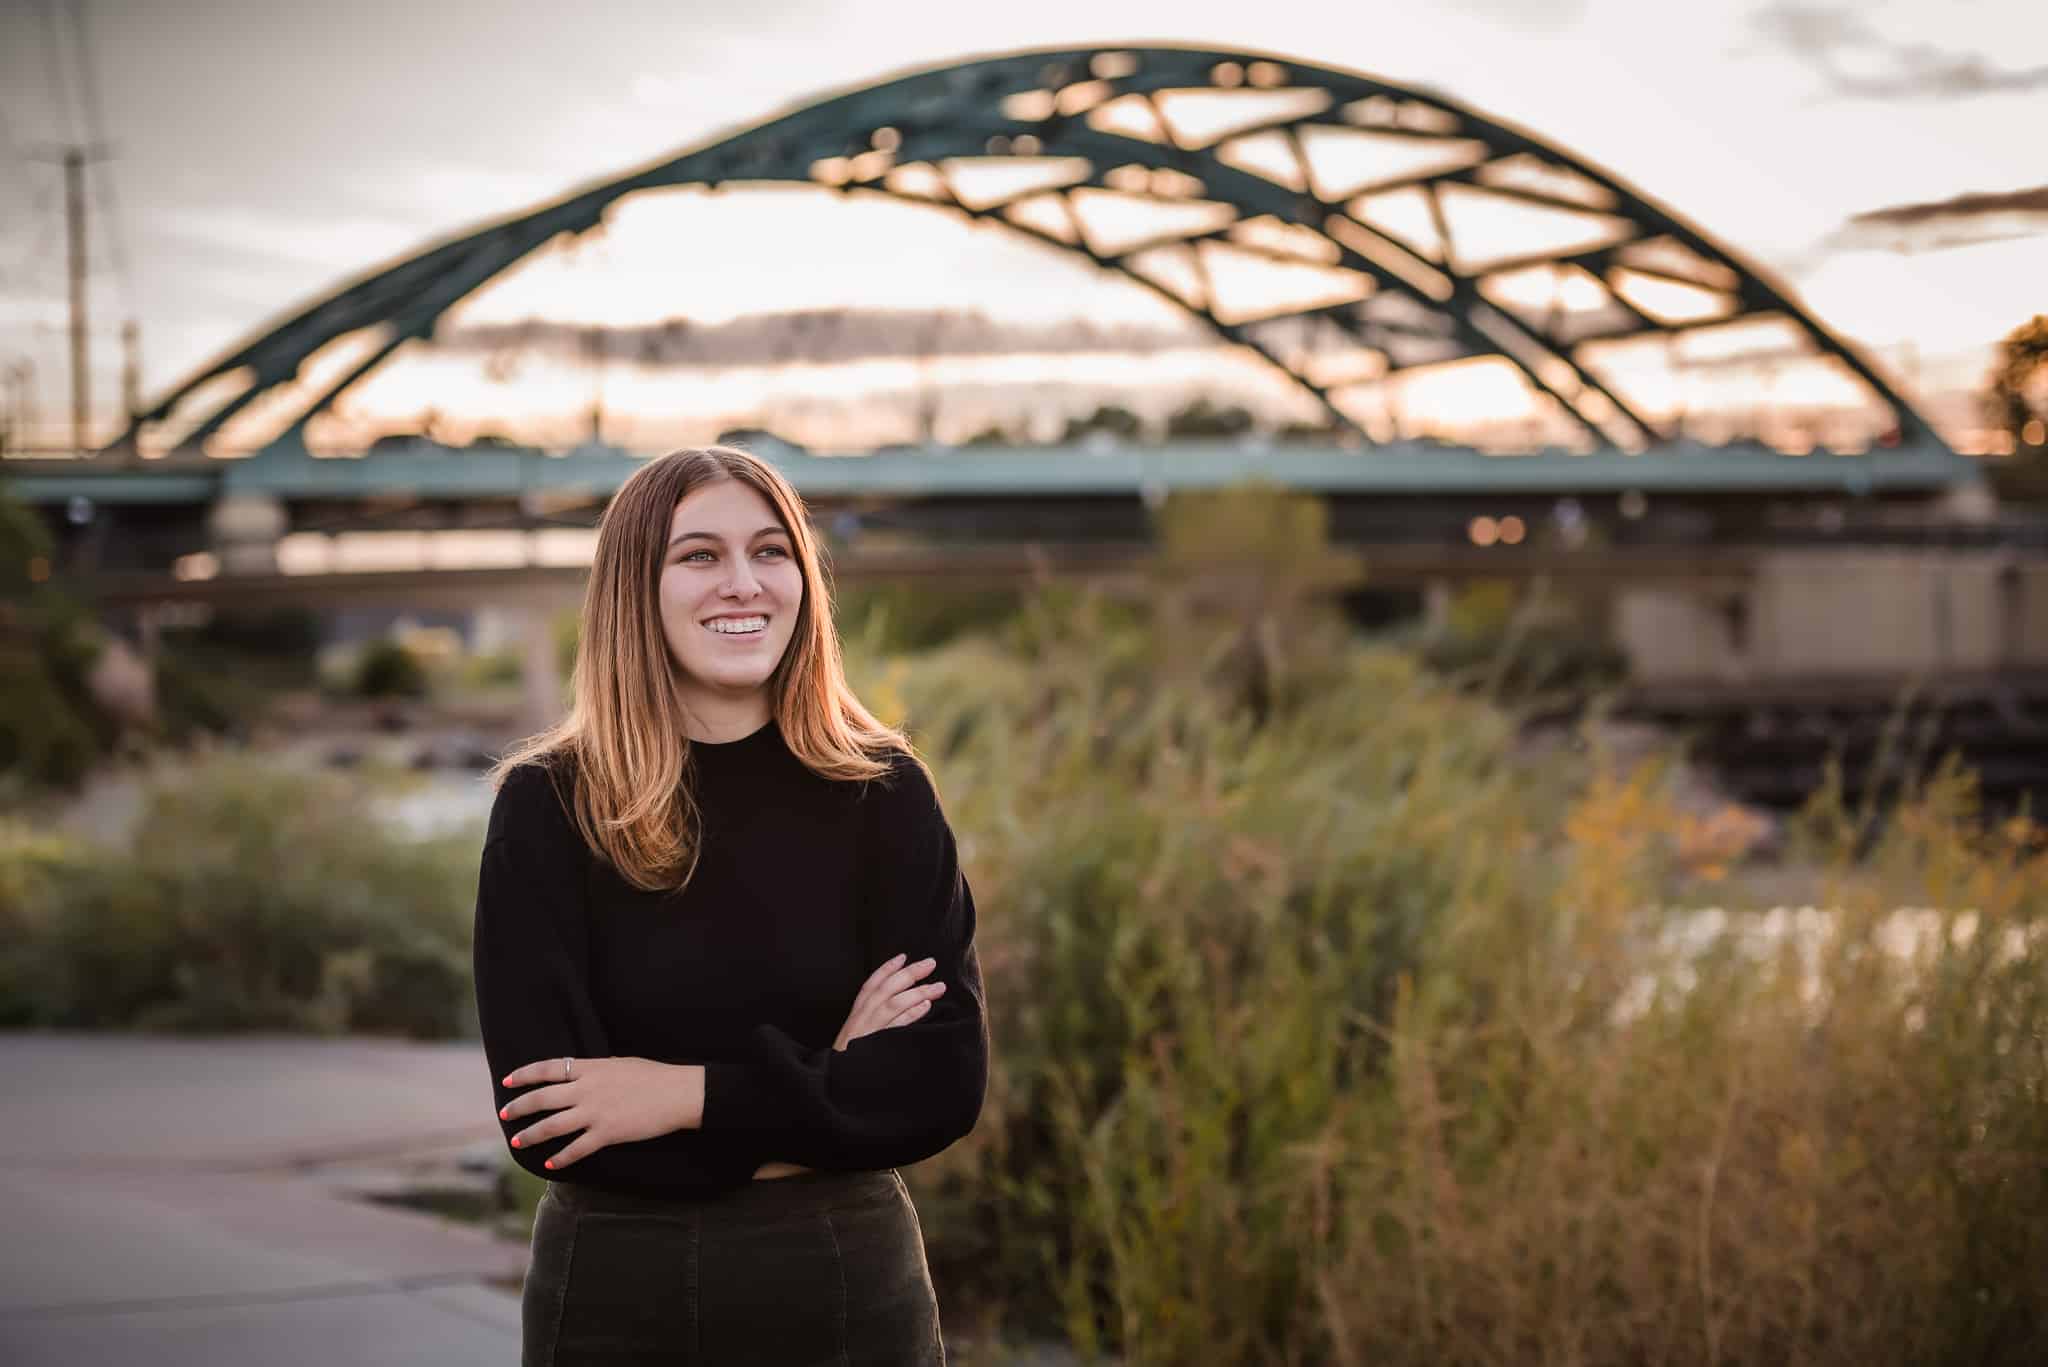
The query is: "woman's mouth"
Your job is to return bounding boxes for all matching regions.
[703,614,768,638]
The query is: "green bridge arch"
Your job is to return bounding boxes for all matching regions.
[128,44,1946,461]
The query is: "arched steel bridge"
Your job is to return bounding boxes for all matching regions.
[128,44,1945,461]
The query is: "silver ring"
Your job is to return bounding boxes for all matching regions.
[562,1056,574,1082]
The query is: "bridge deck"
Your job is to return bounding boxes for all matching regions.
[4,437,1975,507]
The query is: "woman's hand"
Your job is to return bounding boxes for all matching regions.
[835,952,946,1052]
[499,1055,703,1170]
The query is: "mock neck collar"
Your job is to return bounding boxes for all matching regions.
[687,716,780,762]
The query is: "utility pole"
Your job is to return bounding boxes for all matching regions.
[65,148,88,458]
[3,360,35,455]
[31,144,115,458]
[120,319,142,462]
[122,320,140,417]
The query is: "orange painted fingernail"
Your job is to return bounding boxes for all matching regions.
[510,1137,522,1148]
[544,1159,556,1170]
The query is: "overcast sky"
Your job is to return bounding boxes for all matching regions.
[1,0,2043,445]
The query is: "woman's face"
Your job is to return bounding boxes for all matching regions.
[658,478,805,705]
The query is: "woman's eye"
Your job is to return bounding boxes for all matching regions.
[677,546,784,564]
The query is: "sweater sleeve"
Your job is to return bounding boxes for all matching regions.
[699,752,989,1170]
[472,761,734,1192]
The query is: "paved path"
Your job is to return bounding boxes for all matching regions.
[1,1033,524,1365]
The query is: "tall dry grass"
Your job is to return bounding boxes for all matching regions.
[852,577,2047,1365]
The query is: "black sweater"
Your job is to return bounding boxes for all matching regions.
[471,719,988,1196]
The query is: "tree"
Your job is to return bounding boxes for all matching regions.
[960,423,1021,447]
[1148,482,1365,720]
[0,488,108,787]
[1164,396,1256,439]
[1275,417,1340,443]
[1984,314,2048,501]
[1061,403,1144,443]
[354,638,429,699]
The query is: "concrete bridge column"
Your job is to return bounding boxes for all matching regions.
[206,493,288,575]
[518,606,566,736]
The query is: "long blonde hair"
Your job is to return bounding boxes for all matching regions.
[490,446,912,892]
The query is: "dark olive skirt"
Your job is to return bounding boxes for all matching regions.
[521,1168,944,1366]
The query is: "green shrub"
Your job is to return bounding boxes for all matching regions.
[836,583,1026,655]
[0,643,105,789]
[0,822,100,1024]
[1416,577,1630,701]
[0,757,479,1036]
[354,638,429,699]
[0,487,118,790]
[454,649,523,691]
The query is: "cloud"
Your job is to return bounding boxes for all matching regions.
[1828,183,2048,251]
[435,307,1196,369]
[1742,2,2048,100]
[1853,184,2048,227]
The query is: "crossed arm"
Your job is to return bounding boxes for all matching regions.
[493,952,946,1170]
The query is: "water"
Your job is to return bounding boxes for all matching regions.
[377,767,498,841]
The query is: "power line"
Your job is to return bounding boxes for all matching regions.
[14,0,139,456]
[62,0,136,321]
[0,20,43,224]
[22,141,112,456]
[28,319,139,338]
[36,0,82,146]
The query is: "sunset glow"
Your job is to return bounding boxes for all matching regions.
[0,0,2040,458]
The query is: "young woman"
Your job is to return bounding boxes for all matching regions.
[472,446,988,1365]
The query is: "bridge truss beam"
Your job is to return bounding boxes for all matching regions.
[127,45,1945,460]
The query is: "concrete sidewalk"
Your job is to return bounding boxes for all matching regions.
[1,1033,524,1366]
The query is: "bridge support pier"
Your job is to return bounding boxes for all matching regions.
[206,494,288,576]
[518,606,565,736]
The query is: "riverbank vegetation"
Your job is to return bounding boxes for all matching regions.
[874,590,2045,1365]
[0,759,477,1035]
[3,484,2041,1362]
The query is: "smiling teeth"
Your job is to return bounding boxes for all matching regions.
[706,616,767,634]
